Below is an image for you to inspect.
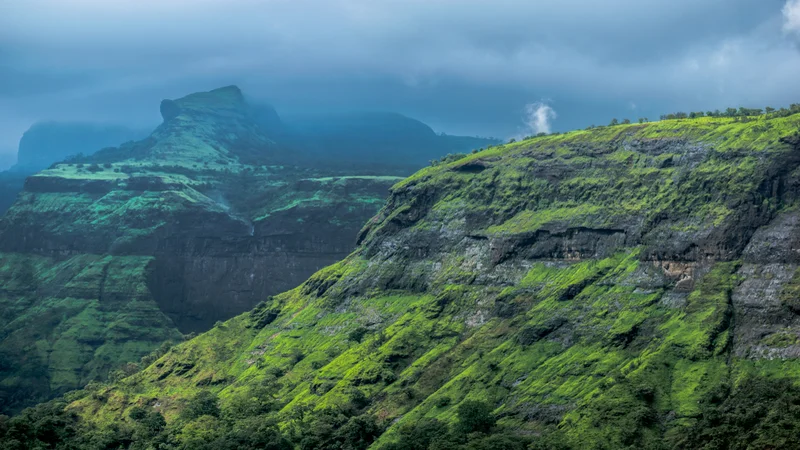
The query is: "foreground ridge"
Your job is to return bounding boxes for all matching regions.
[6,113,800,449]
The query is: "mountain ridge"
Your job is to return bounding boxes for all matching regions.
[10,112,800,448]
[0,85,478,415]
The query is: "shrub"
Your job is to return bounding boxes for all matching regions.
[348,326,369,343]
[182,391,220,420]
[679,377,800,450]
[456,400,495,434]
[435,396,452,407]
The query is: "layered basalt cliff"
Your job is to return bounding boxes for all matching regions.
[0,86,449,413]
[23,112,800,449]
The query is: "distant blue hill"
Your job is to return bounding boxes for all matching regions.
[0,122,147,214]
[279,111,499,168]
[12,121,148,173]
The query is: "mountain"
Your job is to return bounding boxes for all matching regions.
[0,152,16,171]
[13,121,147,173]
[0,99,496,218]
[0,122,148,216]
[0,86,417,414]
[0,172,28,216]
[7,112,800,449]
[279,111,499,168]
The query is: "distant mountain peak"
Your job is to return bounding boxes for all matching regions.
[13,121,145,172]
[160,85,247,123]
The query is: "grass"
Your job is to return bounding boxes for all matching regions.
[0,253,183,414]
[10,109,800,447]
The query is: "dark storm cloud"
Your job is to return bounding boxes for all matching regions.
[0,0,799,166]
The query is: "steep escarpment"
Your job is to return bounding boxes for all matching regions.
[19,113,800,449]
[0,86,434,414]
[148,176,398,332]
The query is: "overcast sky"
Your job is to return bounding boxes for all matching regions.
[1,0,800,167]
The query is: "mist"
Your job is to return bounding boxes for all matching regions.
[522,103,558,137]
[2,0,800,168]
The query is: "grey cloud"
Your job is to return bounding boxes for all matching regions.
[785,0,800,33]
[0,0,798,161]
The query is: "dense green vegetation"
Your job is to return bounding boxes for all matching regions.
[6,105,800,449]
[0,86,425,414]
[0,253,183,412]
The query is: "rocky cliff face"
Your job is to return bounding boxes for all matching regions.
[30,112,800,449]
[0,86,414,413]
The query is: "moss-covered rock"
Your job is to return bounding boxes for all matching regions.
[8,112,800,448]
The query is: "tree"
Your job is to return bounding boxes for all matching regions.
[679,377,800,450]
[737,107,762,116]
[622,119,631,125]
[466,434,530,450]
[335,414,382,450]
[182,391,220,420]
[386,418,444,450]
[609,118,619,126]
[766,106,776,114]
[177,415,224,450]
[456,400,495,434]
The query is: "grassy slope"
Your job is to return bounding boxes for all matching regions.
[0,253,182,410]
[63,114,800,448]
[0,87,402,414]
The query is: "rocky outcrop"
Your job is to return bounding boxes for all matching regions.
[729,211,800,359]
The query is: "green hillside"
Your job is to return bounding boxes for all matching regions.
[5,112,800,449]
[0,86,407,415]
